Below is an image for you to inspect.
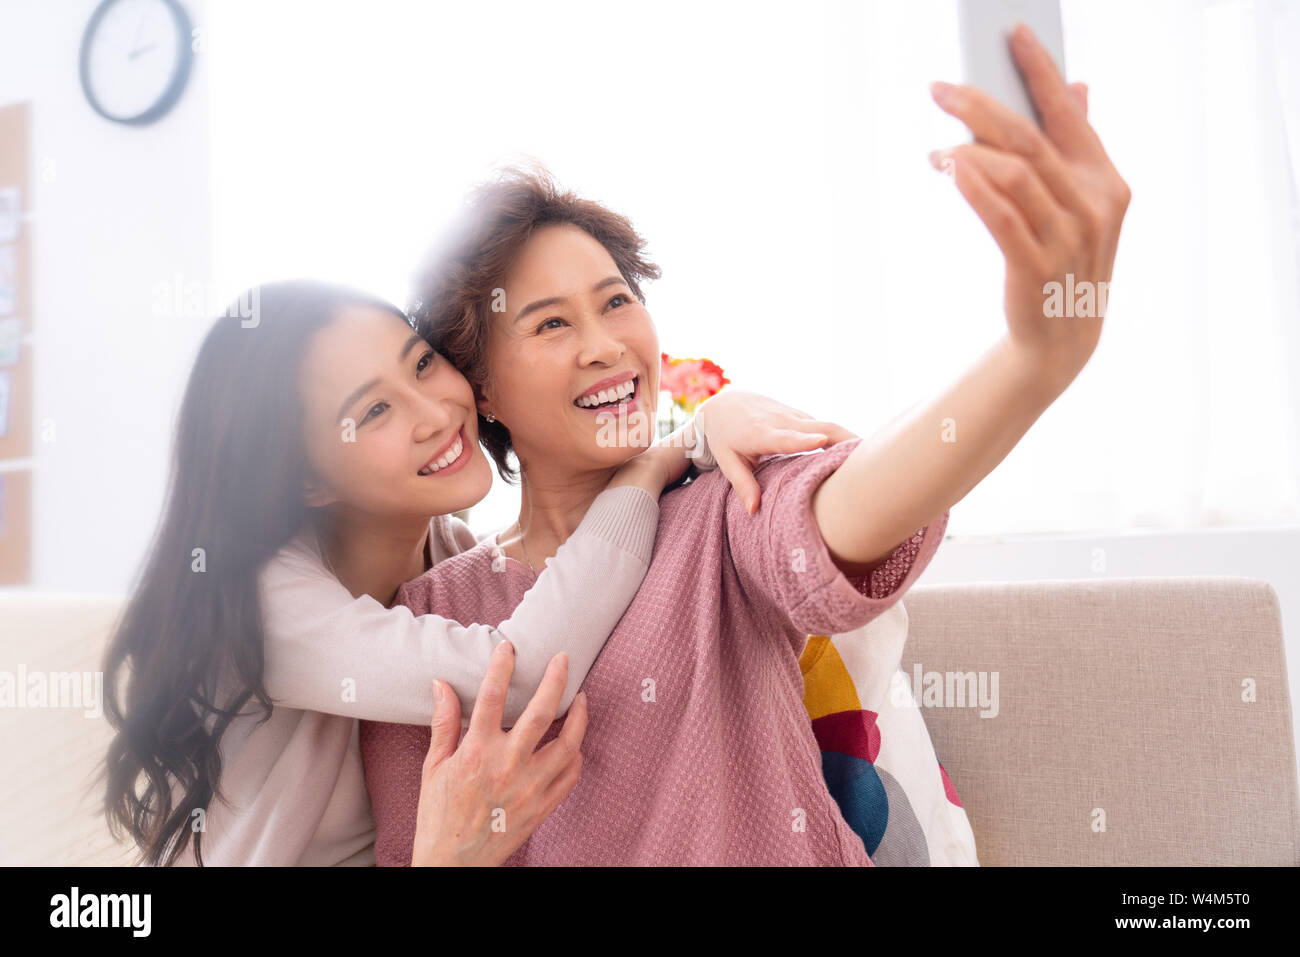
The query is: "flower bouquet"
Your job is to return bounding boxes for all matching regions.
[657,352,730,438]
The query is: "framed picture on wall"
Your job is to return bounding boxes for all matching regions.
[0,186,18,242]
[0,245,15,315]
[0,368,9,437]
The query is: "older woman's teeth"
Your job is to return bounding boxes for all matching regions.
[418,434,464,475]
[575,379,636,408]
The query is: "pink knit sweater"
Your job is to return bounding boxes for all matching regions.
[361,438,948,866]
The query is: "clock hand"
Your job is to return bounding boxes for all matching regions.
[128,43,158,60]
[131,0,151,50]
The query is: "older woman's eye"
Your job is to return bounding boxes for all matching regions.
[536,317,566,333]
[607,294,630,309]
[416,350,436,373]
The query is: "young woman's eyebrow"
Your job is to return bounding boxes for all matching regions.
[513,276,627,326]
[335,334,427,422]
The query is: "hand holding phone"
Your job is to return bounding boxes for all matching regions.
[928,14,1131,404]
[958,0,1066,129]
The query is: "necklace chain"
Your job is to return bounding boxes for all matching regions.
[314,524,432,584]
[320,520,530,579]
[516,520,538,577]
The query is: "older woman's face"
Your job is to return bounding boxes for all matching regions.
[482,224,660,473]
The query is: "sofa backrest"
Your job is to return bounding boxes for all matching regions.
[0,593,134,865]
[902,576,1300,865]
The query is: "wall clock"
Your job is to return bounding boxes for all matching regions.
[79,0,195,126]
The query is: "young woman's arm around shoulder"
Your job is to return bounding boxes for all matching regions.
[261,454,672,730]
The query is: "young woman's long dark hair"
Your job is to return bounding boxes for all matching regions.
[103,280,412,865]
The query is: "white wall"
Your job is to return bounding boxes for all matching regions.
[0,0,212,595]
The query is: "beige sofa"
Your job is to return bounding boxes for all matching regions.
[2,576,1297,866]
[904,576,1300,865]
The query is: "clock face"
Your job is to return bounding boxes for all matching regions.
[80,0,193,125]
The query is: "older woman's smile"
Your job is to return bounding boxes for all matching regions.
[574,373,641,414]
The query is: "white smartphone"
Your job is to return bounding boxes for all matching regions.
[957,0,1066,128]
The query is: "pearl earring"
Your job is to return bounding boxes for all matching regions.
[485,412,496,423]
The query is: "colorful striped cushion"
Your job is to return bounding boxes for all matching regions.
[800,600,979,866]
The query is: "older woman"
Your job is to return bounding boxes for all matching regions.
[362,38,1128,863]
[357,172,944,865]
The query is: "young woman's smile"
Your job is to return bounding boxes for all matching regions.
[417,425,470,477]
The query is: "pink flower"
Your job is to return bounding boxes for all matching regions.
[660,353,730,413]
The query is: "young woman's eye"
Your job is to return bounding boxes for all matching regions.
[416,350,437,374]
[359,401,389,425]
[536,317,566,334]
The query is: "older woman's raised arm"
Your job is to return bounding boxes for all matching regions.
[813,23,1129,573]
[811,335,1059,576]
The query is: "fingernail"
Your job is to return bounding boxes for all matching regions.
[930,81,956,107]
[1012,22,1032,45]
[929,149,956,178]
[497,640,514,656]
[433,681,444,703]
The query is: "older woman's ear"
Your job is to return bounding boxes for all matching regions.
[473,379,501,425]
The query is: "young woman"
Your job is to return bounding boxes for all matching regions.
[102,281,841,866]
[360,34,1129,864]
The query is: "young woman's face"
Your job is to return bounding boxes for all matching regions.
[483,224,660,473]
[299,305,493,520]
